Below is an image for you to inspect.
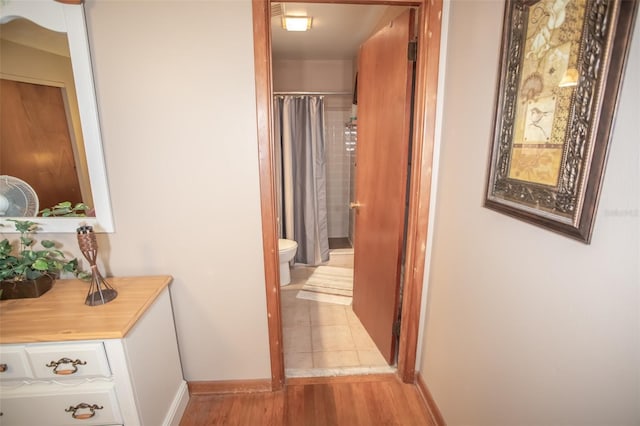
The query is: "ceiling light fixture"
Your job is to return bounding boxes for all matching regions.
[282,16,312,32]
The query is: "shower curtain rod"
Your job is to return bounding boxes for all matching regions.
[273,91,352,96]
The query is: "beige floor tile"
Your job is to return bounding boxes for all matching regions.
[282,304,311,329]
[285,352,313,369]
[345,307,364,325]
[290,266,314,284]
[281,298,310,328]
[280,288,300,306]
[357,349,388,367]
[309,303,348,326]
[283,325,312,353]
[350,324,377,350]
[282,253,388,373]
[311,325,355,352]
[313,351,360,368]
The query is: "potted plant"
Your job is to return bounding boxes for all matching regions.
[0,219,89,300]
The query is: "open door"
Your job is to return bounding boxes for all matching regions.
[0,79,83,209]
[351,9,416,364]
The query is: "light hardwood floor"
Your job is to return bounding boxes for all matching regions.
[180,374,435,425]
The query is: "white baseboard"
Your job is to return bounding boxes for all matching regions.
[165,380,189,426]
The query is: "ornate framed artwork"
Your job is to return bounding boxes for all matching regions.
[484,0,638,243]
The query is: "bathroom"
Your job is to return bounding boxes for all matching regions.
[272,3,395,376]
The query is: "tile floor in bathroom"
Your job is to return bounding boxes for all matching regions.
[281,250,395,377]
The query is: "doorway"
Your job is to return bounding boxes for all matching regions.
[273,3,415,378]
[252,0,443,389]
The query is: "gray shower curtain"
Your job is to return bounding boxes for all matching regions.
[274,96,330,265]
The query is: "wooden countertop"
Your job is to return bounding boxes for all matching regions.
[0,275,172,344]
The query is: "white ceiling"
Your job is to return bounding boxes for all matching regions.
[4,5,395,61]
[271,3,393,60]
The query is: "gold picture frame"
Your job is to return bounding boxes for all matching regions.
[485,0,638,243]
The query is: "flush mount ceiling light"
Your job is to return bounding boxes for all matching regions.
[282,16,312,31]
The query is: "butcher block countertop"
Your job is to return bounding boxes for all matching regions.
[0,275,172,344]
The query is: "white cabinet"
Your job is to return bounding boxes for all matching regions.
[0,347,31,380]
[1,342,120,425]
[1,382,122,426]
[25,342,112,378]
[0,276,188,426]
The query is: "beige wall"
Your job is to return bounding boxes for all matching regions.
[420,1,640,424]
[73,0,270,381]
[272,59,355,93]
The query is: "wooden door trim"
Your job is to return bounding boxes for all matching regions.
[252,0,285,390]
[251,0,443,390]
[397,0,443,383]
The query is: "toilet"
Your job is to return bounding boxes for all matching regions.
[278,239,298,286]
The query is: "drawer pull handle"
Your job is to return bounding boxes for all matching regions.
[65,403,103,420]
[0,363,7,373]
[46,358,87,375]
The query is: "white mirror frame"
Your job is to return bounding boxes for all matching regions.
[0,0,113,233]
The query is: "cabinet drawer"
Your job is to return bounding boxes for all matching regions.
[0,346,32,381]
[26,343,111,379]
[0,382,122,426]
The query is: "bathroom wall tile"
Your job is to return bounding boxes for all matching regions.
[325,108,351,238]
[311,325,355,352]
[313,350,360,368]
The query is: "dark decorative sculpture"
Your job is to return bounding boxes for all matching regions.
[76,226,117,306]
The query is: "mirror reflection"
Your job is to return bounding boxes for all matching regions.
[1,17,94,215]
[0,0,113,233]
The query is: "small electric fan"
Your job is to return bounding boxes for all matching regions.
[0,175,39,217]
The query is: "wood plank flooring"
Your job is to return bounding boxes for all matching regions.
[180,374,434,425]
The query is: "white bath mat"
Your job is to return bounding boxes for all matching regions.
[296,265,353,305]
[329,248,354,255]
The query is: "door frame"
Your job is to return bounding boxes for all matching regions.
[252,0,443,390]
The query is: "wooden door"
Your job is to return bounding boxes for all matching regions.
[0,79,82,211]
[352,9,415,364]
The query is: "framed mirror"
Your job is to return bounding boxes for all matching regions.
[0,0,113,233]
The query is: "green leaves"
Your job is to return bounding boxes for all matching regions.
[40,202,91,217]
[20,237,35,248]
[0,239,11,256]
[41,240,56,249]
[32,258,50,271]
[0,220,88,282]
[10,219,37,234]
